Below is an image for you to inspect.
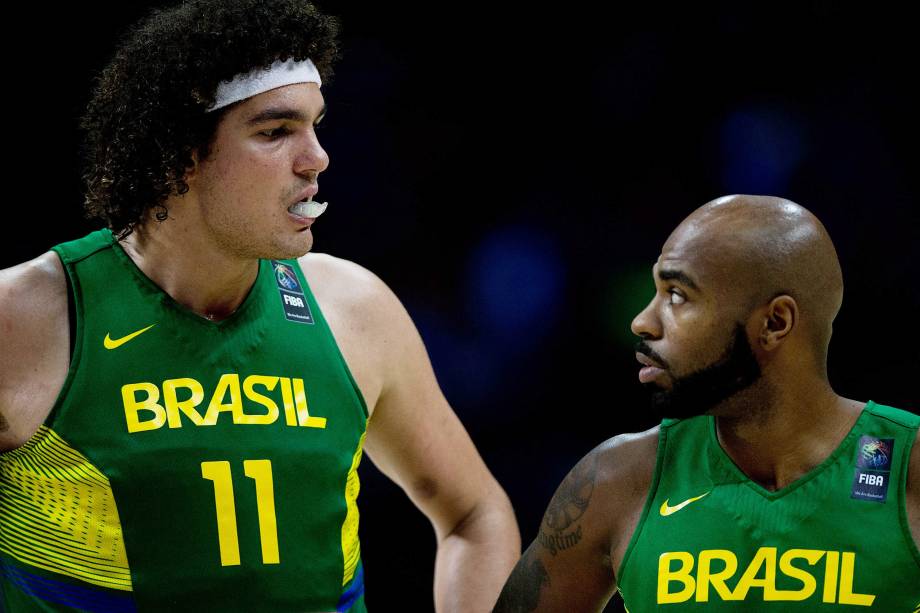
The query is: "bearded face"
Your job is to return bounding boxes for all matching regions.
[637,323,762,419]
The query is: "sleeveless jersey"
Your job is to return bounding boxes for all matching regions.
[0,230,369,612]
[618,402,920,611]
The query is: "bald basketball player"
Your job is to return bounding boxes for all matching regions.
[494,195,920,612]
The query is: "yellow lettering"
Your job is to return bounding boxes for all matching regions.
[731,547,777,600]
[773,548,822,601]
[837,552,875,606]
[280,377,298,426]
[125,374,327,431]
[203,374,244,425]
[240,376,280,425]
[696,549,737,602]
[657,552,695,604]
[293,377,327,429]
[650,548,872,606]
[823,550,839,603]
[122,382,166,433]
[163,378,206,428]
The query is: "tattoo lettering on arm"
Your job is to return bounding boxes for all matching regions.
[493,545,550,613]
[0,411,9,432]
[538,453,597,555]
[495,453,603,612]
[538,524,582,556]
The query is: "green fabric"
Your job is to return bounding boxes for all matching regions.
[4,230,368,612]
[618,401,920,611]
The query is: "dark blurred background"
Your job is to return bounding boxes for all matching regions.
[2,2,917,611]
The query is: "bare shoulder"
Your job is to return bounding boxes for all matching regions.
[593,426,660,486]
[298,252,405,326]
[0,252,69,357]
[585,426,660,543]
[0,251,68,302]
[495,426,659,612]
[544,427,659,561]
[299,252,385,299]
[539,426,659,556]
[297,253,415,414]
[0,252,70,450]
[298,250,414,336]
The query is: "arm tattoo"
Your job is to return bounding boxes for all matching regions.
[538,452,597,555]
[545,454,596,530]
[538,524,582,556]
[494,454,600,611]
[0,411,9,432]
[493,545,550,613]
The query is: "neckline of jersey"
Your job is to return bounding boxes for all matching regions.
[706,400,875,501]
[102,229,268,330]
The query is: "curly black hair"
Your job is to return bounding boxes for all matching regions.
[81,0,340,237]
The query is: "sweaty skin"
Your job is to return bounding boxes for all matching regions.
[494,194,920,612]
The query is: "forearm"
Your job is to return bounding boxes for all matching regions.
[433,489,521,613]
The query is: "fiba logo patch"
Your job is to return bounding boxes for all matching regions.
[271,261,313,324]
[851,435,894,503]
[275,264,301,292]
[856,436,893,471]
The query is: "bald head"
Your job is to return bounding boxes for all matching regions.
[664,195,843,361]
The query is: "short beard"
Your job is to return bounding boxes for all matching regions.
[642,324,762,419]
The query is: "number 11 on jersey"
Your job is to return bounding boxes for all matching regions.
[201,460,280,566]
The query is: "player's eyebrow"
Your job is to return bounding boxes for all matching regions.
[246,105,327,126]
[657,268,699,291]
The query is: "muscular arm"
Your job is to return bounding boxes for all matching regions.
[367,345,520,613]
[303,254,520,612]
[494,429,658,612]
[0,253,70,451]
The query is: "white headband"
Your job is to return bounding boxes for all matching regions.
[207,58,322,112]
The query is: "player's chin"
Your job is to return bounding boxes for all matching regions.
[268,230,313,261]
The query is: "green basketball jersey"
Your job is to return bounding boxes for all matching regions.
[1,230,369,612]
[618,402,920,611]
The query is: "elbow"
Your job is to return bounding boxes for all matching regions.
[441,481,520,548]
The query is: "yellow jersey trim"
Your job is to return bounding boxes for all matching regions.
[0,426,132,590]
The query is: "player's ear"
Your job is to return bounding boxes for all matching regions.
[184,150,200,183]
[758,294,797,351]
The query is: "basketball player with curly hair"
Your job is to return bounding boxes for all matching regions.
[0,2,519,611]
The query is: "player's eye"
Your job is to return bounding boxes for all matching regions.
[668,289,686,305]
[259,126,291,139]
